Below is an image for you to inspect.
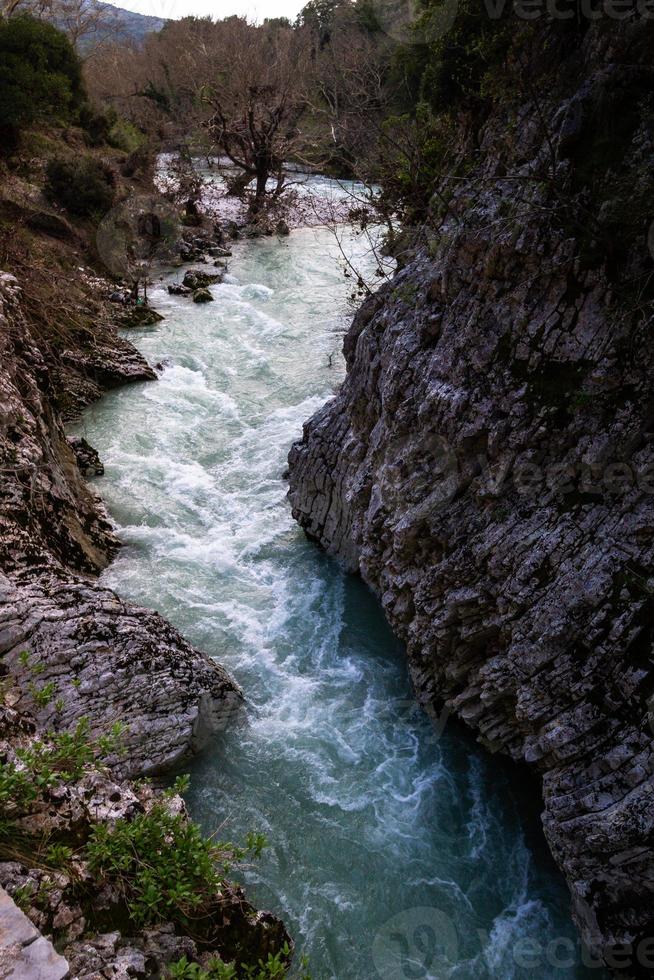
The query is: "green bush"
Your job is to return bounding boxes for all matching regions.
[0,716,124,843]
[372,104,456,223]
[0,16,83,150]
[168,943,311,980]
[79,103,116,147]
[0,689,290,976]
[108,117,145,153]
[394,0,512,114]
[85,777,267,929]
[45,156,115,218]
[167,945,297,979]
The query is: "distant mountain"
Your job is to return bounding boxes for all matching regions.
[46,0,166,49]
[98,0,165,43]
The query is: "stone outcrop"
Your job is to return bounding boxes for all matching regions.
[288,21,654,977]
[67,437,104,478]
[0,886,69,980]
[0,570,241,775]
[0,699,290,978]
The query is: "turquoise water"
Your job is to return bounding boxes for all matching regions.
[77,215,602,980]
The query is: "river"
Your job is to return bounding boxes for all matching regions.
[76,188,602,980]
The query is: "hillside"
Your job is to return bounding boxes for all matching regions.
[95,0,164,43]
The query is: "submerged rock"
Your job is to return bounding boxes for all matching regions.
[183,269,222,291]
[118,305,164,329]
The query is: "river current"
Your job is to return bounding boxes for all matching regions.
[77,188,602,980]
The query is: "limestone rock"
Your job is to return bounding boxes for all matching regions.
[182,269,221,291]
[117,306,164,329]
[0,272,242,775]
[67,437,104,477]
[0,886,69,980]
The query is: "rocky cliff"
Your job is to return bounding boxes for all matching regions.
[289,19,654,975]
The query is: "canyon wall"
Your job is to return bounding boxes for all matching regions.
[288,20,654,974]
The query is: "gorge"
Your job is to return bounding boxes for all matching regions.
[76,206,599,978]
[0,6,653,980]
[288,18,654,980]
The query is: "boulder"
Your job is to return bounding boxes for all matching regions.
[183,270,222,291]
[118,306,164,329]
[192,288,214,304]
[179,243,202,263]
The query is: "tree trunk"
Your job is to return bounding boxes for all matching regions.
[253,164,268,213]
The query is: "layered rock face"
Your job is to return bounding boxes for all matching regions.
[289,21,654,974]
[0,272,242,774]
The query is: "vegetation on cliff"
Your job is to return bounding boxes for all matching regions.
[0,670,294,978]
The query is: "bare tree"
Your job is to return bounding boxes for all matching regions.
[2,0,127,57]
[50,0,127,58]
[0,0,35,17]
[199,18,311,216]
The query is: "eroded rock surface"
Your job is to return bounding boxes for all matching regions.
[289,22,654,975]
[0,886,69,980]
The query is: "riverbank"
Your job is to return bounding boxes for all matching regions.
[0,134,294,977]
[155,154,370,236]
